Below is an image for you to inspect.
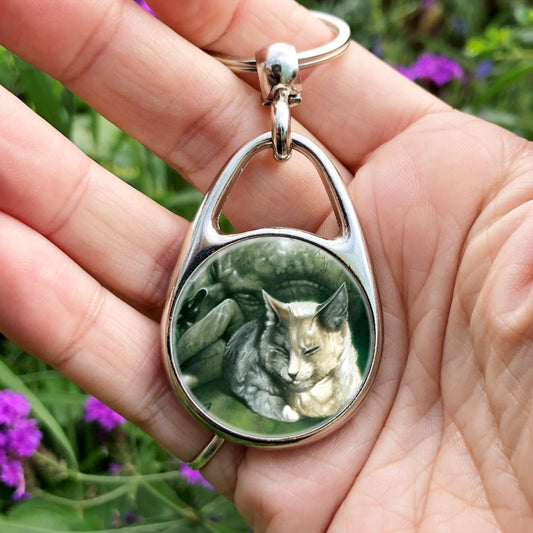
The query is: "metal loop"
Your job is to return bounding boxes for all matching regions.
[257,43,300,161]
[188,434,225,470]
[208,11,351,72]
[271,87,292,161]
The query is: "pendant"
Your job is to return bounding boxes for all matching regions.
[162,12,382,464]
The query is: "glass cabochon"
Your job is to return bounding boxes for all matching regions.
[168,236,373,442]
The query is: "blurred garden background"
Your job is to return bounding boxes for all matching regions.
[0,0,531,531]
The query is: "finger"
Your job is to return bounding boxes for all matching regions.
[0,86,187,315]
[147,0,447,169]
[0,211,212,463]
[0,207,390,508]
[0,0,342,233]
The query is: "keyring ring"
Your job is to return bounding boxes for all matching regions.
[208,11,351,72]
[188,434,225,471]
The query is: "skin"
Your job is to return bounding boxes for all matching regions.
[0,0,532,531]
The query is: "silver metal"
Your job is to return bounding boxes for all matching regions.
[210,12,350,161]
[256,43,301,161]
[188,434,225,470]
[270,87,292,161]
[162,132,382,448]
[208,11,351,72]
[255,43,302,105]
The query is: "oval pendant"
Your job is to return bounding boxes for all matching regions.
[162,132,382,447]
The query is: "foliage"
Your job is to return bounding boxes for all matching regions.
[0,346,246,532]
[299,0,533,138]
[0,0,532,531]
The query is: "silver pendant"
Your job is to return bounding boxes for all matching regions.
[162,13,382,466]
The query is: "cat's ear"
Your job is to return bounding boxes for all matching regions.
[314,283,349,331]
[262,290,291,323]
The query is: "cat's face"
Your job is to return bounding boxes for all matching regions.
[262,284,351,390]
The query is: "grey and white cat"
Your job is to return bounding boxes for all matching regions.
[223,283,362,422]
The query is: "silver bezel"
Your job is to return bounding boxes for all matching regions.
[161,133,382,447]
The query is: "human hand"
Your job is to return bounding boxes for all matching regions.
[0,1,532,531]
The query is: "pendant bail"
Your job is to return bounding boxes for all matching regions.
[256,43,302,161]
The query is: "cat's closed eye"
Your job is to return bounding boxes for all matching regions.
[303,346,320,357]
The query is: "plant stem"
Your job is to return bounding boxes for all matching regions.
[33,450,181,484]
[34,482,134,509]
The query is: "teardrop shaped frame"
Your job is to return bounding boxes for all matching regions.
[162,132,382,447]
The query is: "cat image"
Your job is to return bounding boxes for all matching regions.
[223,305,301,423]
[223,283,362,422]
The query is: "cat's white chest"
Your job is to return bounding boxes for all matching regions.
[289,344,361,418]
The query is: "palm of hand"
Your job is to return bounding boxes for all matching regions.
[0,1,532,532]
[232,110,533,532]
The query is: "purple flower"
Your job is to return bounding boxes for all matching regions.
[371,38,383,58]
[0,390,31,425]
[398,53,464,87]
[9,419,42,457]
[421,0,435,9]
[83,396,126,431]
[1,457,23,487]
[125,511,141,524]
[108,462,122,475]
[0,458,29,500]
[474,60,493,80]
[452,17,468,37]
[0,390,42,500]
[396,65,416,80]
[179,463,214,490]
[134,0,154,16]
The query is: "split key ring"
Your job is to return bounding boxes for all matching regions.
[208,12,351,161]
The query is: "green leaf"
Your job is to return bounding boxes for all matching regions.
[465,26,514,58]
[0,358,78,468]
[477,62,533,106]
[514,6,533,26]
[15,59,70,136]
[2,499,91,531]
[0,513,187,533]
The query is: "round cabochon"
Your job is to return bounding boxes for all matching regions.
[169,236,374,444]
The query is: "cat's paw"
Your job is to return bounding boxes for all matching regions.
[282,405,301,422]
